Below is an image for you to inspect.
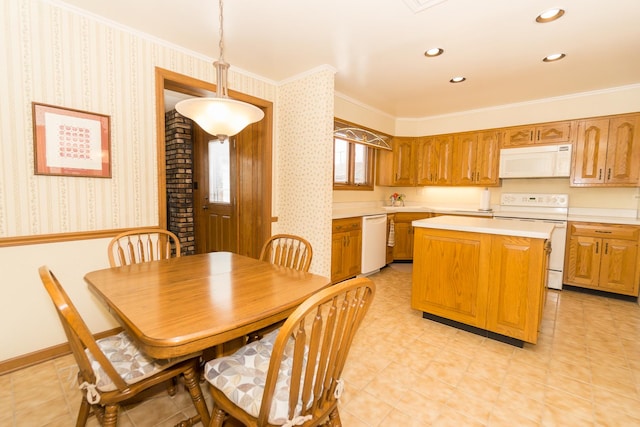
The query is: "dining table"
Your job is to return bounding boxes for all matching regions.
[84,251,331,359]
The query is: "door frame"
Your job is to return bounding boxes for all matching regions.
[154,67,274,257]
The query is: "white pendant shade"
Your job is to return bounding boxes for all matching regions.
[175,97,264,139]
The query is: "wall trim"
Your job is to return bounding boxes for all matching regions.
[0,227,162,248]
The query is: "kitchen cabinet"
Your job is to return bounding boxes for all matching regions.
[412,227,549,344]
[415,135,454,186]
[331,217,362,283]
[453,131,501,186]
[564,222,640,296]
[502,121,573,147]
[392,212,431,260]
[376,137,416,186]
[571,114,640,187]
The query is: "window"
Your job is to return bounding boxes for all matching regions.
[209,138,230,203]
[333,137,374,190]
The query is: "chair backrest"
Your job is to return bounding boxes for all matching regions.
[38,266,129,391]
[258,277,375,425]
[107,228,181,267]
[259,234,313,272]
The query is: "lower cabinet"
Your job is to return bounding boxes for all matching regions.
[412,227,549,344]
[331,217,362,283]
[392,212,431,260]
[564,222,640,296]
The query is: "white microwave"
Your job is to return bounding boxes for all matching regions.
[499,144,572,178]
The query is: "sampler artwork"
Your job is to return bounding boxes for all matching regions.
[32,102,111,178]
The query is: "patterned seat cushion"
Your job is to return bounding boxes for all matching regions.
[204,329,306,425]
[86,331,189,392]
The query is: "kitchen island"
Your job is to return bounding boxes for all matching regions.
[411,215,554,346]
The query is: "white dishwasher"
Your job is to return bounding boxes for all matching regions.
[360,214,388,276]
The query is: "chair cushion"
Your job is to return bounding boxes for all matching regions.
[204,329,304,425]
[87,331,189,392]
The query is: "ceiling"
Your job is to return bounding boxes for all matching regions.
[57,0,640,118]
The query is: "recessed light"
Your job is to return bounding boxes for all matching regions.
[536,8,565,23]
[543,53,566,62]
[424,47,444,57]
[450,76,466,83]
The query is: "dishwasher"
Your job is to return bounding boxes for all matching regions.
[360,214,388,276]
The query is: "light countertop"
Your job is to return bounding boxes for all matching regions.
[412,215,555,239]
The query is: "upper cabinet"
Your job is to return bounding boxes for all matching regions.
[502,121,573,147]
[415,135,454,186]
[453,131,501,186]
[571,114,640,187]
[376,137,416,186]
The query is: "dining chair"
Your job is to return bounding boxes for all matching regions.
[204,276,375,427]
[107,228,181,267]
[38,266,210,427]
[259,234,313,272]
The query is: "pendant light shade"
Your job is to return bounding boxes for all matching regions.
[175,0,264,141]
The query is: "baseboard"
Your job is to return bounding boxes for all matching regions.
[0,327,122,376]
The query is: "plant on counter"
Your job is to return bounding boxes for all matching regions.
[390,192,406,206]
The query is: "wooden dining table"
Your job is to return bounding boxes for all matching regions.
[84,251,330,359]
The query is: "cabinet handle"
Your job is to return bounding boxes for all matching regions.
[537,130,540,140]
[598,169,603,180]
[607,168,611,180]
[604,242,608,254]
[595,241,599,254]
[530,131,534,140]
[594,230,612,234]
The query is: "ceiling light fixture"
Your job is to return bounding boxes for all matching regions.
[536,8,565,23]
[424,47,444,57]
[175,0,264,141]
[543,53,566,62]
[450,76,466,83]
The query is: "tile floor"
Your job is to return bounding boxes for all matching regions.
[2,263,640,426]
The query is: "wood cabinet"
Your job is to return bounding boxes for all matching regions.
[453,131,501,186]
[376,137,416,186]
[331,217,362,283]
[502,121,573,147]
[564,222,640,296]
[412,227,549,344]
[415,135,454,186]
[391,212,431,260]
[571,114,640,187]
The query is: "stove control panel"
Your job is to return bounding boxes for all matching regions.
[500,193,568,208]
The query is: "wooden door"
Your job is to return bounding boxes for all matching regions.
[331,231,347,283]
[605,115,640,185]
[564,235,601,287]
[392,221,414,260]
[194,130,238,254]
[453,133,477,185]
[599,239,638,294]
[572,119,609,185]
[503,126,534,147]
[415,136,434,185]
[536,122,572,144]
[475,131,500,185]
[392,137,415,185]
[433,135,454,185]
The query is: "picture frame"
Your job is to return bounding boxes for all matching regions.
[32,102,111,178]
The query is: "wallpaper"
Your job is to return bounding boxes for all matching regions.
[0,0,276,237]
[275,68,335,277]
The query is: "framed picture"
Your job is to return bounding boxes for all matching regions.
[32,102,111,178]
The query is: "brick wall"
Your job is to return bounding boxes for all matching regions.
[165,110,195,255]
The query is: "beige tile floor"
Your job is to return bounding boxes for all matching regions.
[2,263,640,426]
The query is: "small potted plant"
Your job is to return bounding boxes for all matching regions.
[390,192,405,207]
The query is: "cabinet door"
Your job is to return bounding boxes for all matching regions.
[503,126,534,147]
[572,119,609,185]
[392,137,415,186]
[564,236,601,287]
[475,131,500,185]
[599,239,638,295]
[411,228,490,328]
[433,135,454,185]
[605,115,640,185]
[331,232,348,283]
[536,122,572,144]
[486,235,547,343]
[392,221,414,260]
[415,136,435,185]
[346,230,362,277]
[453,133,477,186]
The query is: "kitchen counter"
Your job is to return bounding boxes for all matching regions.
[413,215,554,239]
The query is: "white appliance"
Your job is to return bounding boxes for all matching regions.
[493,193,568,290]
[499,144,572,178]
[360,214,387,276]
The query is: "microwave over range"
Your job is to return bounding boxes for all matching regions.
[499,144,572,178]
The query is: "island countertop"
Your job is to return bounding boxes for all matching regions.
[412,215,554,239]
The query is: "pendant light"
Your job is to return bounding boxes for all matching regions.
[175,0,264,141]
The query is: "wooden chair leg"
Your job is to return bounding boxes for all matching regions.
[209,406,226,427]
[102,404,119,427]
[76,397,91,427]
[167,377,178,396]
[326,408,342,427]
[183,365,210,426]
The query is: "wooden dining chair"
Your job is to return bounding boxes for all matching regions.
[204,277,375,427]
[259,234,313,272]
[38,266,210,427]
[107,228,181,267]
